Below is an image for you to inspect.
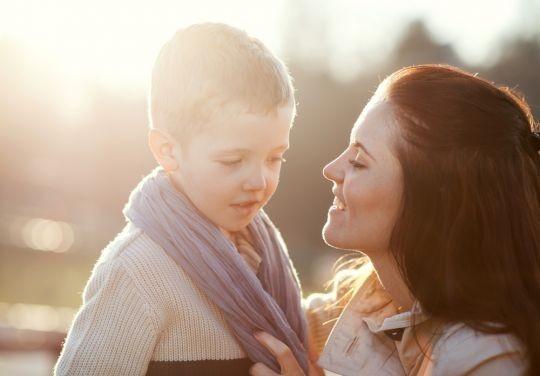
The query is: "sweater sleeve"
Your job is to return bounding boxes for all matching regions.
[54,258,163,376]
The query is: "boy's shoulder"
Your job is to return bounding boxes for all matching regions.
[99,223,170,261]
[95,223,181,285]
[98,222,147,263]
[93,223,207,300]
[89,223,229,324]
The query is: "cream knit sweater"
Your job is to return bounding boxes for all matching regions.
[54,223,249,375]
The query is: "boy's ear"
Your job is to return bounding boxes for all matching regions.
[148,129,181,172]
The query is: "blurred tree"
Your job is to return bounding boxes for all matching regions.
[386,20,461,71]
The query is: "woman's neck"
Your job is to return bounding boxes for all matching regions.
[369,252,415,312]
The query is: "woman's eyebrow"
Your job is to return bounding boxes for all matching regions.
[353,141,375,161]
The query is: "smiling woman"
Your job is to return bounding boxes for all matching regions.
[251,65,540,376]
[322,101,403,256]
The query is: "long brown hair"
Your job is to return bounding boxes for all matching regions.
[378,65,540,374]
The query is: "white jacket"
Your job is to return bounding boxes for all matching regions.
[308,273,526,375]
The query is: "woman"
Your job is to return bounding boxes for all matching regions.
[251,65,540,375]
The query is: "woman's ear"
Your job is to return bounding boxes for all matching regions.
[148,129,180,172]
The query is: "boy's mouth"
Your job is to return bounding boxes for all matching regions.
[231,200,260,216]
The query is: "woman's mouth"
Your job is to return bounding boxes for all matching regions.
[331,196,346,211]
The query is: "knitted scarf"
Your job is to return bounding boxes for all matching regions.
[123,168,309,373]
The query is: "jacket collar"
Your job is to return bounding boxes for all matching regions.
[318,273,430,376]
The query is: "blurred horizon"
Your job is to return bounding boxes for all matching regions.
[2,0,539,89]
[1,1,540,373]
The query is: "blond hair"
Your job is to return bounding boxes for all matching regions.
[149,23,295,142]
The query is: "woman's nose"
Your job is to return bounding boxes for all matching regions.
[323,156,343,183]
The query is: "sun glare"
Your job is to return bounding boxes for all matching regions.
[0,0,286,88]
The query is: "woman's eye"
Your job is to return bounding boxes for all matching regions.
[348,159,366,169]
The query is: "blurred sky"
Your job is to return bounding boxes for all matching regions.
[1,0,537,89]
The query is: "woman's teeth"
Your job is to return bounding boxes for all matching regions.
[333,196,346,210]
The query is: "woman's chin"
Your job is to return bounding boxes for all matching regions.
[322,223,347,249]
[323,222,371,251]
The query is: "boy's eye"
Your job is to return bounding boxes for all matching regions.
[268,156,286,164]
[219,159,242,166]
[348,159,366,169]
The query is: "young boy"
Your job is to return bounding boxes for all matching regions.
[54,23,309,375]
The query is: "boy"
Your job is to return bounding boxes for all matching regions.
[54,23,308,375]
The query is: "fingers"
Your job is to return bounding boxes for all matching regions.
[308,360,325,376]
[254,332,304,375]
[306,328,320,364]
[250,362,279,376]
[255,332,295,365]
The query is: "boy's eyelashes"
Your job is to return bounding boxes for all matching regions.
[219,159,242,166]
[216,156,286,167]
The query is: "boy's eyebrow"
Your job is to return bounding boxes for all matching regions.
[273,144,289,151]
[215,148,251,154]
[353,141,375,161]
[215,144,289,154]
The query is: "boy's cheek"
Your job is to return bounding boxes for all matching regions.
[266,177,280,197]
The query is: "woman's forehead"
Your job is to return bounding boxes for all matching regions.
[350,101,397,145]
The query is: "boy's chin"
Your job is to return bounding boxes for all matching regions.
[221,221,251,233]
[217,215,256,233]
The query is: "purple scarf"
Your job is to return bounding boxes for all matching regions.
[123,168,308,373]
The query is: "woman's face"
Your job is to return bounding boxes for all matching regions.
[322,100,403,254]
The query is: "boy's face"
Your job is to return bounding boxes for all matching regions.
[170,104,294,232]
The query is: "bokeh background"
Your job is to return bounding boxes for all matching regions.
[1,0,539,373]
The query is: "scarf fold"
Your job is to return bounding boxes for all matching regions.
[232,228,262,273]
[123,168,309,373]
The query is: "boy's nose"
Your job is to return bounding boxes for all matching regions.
[243,169,267,191]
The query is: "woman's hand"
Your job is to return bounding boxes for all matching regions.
[249,332,324,376]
